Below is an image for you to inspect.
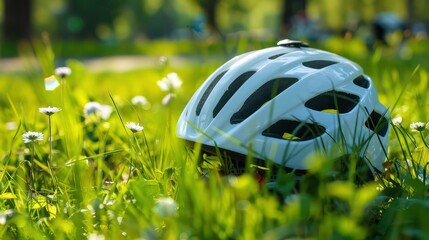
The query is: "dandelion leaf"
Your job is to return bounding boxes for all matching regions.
[47,204,57,219]
[30,195,47,210]
[0,192,17,200]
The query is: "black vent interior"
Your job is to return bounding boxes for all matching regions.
[196,71,227,116]
[305,91,360,114]
[213,71,256,118]
[269,53,286,60]
[262,120,326,141]
[365,111,389,137]
[303,60,338,69]
[230,77,298,124]
[353,75,370,89]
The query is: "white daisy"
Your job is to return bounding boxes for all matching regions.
[131,95,148,105]
[54,67,71,78]
[99,105,113,120]
[410,122,426,132]
[39,106,61,116]
[131,95,151,110]
[157,72,182,92]
[84,102,102,117]
[22,131,44,143]
[162,93,176,106]
[84,102,113,120]
[126,122,144,133]
[392,116,402,126]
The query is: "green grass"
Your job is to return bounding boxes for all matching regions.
[1,37,429,239]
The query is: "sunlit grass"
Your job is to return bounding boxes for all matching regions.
[0,38,429,239]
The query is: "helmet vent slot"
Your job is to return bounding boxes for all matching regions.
[230,77,298,124]
[262,120,326,141]
[365,111,389,137]
[196,70,227,116]
[353,75,370,89]
[268,53,286,60]
[305,91,360,114]
[213,71,256,118]
[303,60,337,69]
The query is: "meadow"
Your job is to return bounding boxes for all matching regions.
[1,37,429,239]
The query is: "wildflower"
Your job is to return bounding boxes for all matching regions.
[410,122,427,132]
[39,106,61,116]
[392,116,402,126]
[84,102,102,117]
[40,106,61,187]
[153,197,178,217]
[126,122,144,133]
[22,131,44,143]
[131,95,148,105]
[98,105,113,119]
[157,72,182,92]
[162,93,176,106]
[131,95,151,110]
[84,102,113,120]
[55,67,71,78]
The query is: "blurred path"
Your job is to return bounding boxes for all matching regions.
[0,55,204,74]
[0,57,24,73]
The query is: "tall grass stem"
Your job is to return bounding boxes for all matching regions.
[48,115,58,189]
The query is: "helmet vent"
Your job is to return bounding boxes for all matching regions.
[268,53,286,60]
[302,60,337,69]
[353,75,370,89]
[213,71,256,118]
[262,120,326,141]
[230,77,298,124]
[365,111,389,137]
[305,91,360,114]
[196,70,228,116]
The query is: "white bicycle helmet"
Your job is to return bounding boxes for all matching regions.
[177,39,389,177]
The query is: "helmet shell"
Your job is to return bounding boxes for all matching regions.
[177,40,389,173]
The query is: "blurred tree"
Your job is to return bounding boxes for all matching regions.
[66,0,123,39]
[3,0,33,41]
[280,0,307,37]
[192,0,222,36]
[142,0,178,38]
[99,0,179,40]
[406,0,414,22]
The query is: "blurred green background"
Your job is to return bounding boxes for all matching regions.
[1,2,429,239]
[1,0,429,58]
